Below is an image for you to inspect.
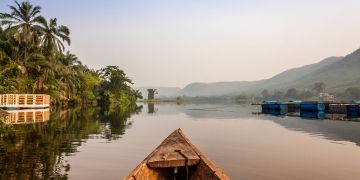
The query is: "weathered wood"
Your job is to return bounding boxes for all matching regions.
[147,129,200,168]
[126,163,164,180]
[124,128,229,180]
[178,129,229,180]
[329,104,349,114]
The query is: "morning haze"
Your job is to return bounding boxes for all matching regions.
[2,0,360,87]
[3,1,360,179]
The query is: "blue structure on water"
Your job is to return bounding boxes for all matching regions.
[258,99,360,121]
[261,100,288,116]
[347,104,359,119]
[261,101,287,111]
[300,102,325,112]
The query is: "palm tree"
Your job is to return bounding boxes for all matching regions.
[39,18,70,53]
[55,53,83,101]
[59,52,81,67]
[0,1,45,62]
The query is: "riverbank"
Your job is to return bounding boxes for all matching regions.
[137,99,191,103]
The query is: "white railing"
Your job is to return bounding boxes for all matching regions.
[0,94,50,108]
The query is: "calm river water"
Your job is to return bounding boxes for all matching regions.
[2,103,360,179]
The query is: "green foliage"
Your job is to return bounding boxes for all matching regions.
[0,1,140,107]
[285,88,298,98]
[98,66,141,108]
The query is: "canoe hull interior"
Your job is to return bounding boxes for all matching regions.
[127,160,225,180]
[125,129,229,180]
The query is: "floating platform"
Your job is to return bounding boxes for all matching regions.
[327,104,360,117]
[300,102,325,112]
[347,104,359,119]
[0,94,50,109]
[284,102,300,112]
[261,101,288,111]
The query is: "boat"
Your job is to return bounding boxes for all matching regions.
[124,128,229,180]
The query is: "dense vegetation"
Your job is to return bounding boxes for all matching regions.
[0,1,141,107]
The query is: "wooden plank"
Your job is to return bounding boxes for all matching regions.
[124,128,229,180]
[176,129,230,180]
[147,129,200,168]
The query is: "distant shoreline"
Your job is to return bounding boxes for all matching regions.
[137,99,190,103]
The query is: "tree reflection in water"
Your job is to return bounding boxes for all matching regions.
[0,105,142,179]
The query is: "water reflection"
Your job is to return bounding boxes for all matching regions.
[0,109,50,124]
[255,107,360,147]
[147,103,156,114]
[149,103,360,148]
[0,105,142,179]
[300,111,325,119]
[2,103,360,179]
[271,116,360,146]
[262,108,287,116]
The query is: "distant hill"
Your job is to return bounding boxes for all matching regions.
[135,86,181,98]
[146,48,360,97]
[251,56,342,93]
[176,55,343,97]
[175,81,257,97]
[288,48,360,93]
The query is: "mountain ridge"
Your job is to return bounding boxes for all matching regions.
[143,48,360,98]
[175,55,344,97]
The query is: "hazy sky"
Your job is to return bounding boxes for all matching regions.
[1,0,360,87]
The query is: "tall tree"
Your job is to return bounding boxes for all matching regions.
[0,1,139,106]
[38,18,70,53]
[285,88,298,98]
[0,1,45,62]
[313,82,326,93]
[147,89,157,100]
[100,65,133,94]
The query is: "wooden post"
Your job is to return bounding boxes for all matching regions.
[15,95,18,106]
